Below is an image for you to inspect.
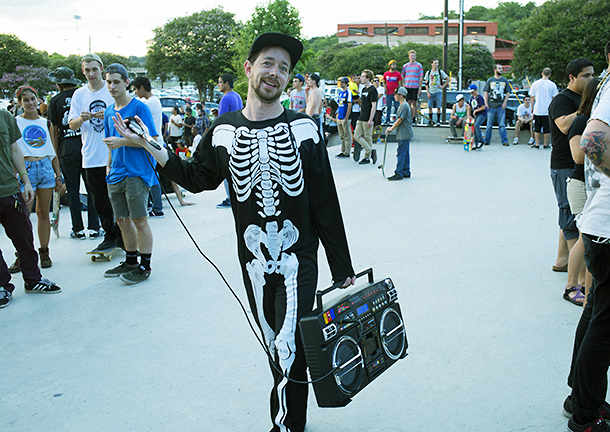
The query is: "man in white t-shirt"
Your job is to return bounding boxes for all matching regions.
[289,74,307,112]
[68,53,120,251]
[513,96,534,144]
[529,67,558,148]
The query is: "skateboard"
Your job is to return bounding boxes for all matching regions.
[377,135,389,178]
[353,141,362,162]
[445,136,463,143]
[50,190,60,238]
[417,109,438,127]
[87,246,119,262]
[372,125,382,143]
[463,117,475,151]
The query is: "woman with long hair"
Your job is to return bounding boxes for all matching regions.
[8,85,62,271]
[563,77,601,306]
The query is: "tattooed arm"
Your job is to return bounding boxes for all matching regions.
[580,119,610,178]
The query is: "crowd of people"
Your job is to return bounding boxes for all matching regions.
[3,32,610,432]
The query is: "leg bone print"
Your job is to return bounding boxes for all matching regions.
[244,220,299,356]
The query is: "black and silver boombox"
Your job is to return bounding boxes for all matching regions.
[299,268,408,407]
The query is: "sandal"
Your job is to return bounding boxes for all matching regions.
[564,286,585,306]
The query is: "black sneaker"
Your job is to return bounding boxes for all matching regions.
[95,237,117,252]
[564,396,610,420]
[335,153,349,158]
[388,174,403,181]
[88,228,105,239]
[70,229,86,239]
[8,253,20,274]
[567,416,610,432]
[25,278,61,294]
[104,261,138,278]
[148,210,164,218]
[216,199,231,209]
[359,158,370,165]
[120,266,151,285]
[0,287,11,308]
[371,149,377,164]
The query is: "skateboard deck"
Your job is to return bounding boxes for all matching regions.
[445,136,463,143]
[417,109,437,127]
[377,137,389,178]
[372,125,382,143]
[51,190,60,238]
[87,247,119,262]
[353,141,362,162]
[464,118,475,151]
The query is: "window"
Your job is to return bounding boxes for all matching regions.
[467,26,486,35]
[348,27,368,36]
[435,26,459,35]
[374,27,398,35]
[404,26,429,35]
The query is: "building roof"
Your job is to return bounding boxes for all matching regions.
[341,19,496,25]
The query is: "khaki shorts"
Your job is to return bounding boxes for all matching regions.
[567,178,587,215]
[108,177,150,219]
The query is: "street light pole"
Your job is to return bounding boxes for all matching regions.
[459,0,464,91]
[442,0,449,123]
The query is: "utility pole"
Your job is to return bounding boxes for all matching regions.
[459,0,464,90]
[442,0,449,123]
[385,23,389,49]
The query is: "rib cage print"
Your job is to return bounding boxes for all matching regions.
[211,118,320,219]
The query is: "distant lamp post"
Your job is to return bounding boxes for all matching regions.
[74,15,82,55]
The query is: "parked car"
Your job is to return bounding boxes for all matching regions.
[159,97,187,118]
[324,86,342,101]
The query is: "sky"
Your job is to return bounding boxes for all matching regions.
[1,0,543,58]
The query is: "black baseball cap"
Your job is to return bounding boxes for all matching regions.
[248,33,303,71]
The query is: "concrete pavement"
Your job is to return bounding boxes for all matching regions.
[1,127,583,431]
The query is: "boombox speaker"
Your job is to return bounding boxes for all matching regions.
[299,268,408,407]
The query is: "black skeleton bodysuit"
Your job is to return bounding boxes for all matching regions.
[160,109,354,432]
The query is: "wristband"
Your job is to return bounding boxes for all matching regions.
[19,171,27,177]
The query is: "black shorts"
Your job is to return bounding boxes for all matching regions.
[534,115,550,134]
[406,88,419,102]
[518,120,532,129]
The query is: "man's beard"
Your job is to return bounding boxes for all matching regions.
[252,74,283,103]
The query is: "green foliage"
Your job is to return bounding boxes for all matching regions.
[147,7,237,99]
[419,10,459,20]
[232,0,303,98]
[305,35,339,53]
[0,34,47,77]
[466,2,537,41]
[447,43,495,87]
[391,43,444,71]
[515,0,610,85]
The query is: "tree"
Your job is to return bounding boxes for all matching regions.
[147,7,238,100]
[0,65,54,98]
[391,43,444,72]
[516,0,610,85]
[0,34,47,78]
[466,2,537,42]
[232,0,303,98]
[447,43,495,88]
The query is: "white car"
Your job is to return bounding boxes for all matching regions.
[324,87,342,101]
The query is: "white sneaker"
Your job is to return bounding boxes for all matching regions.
[513,137,519,145]
[528,137,535,145]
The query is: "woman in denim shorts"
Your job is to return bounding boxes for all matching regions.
[10,86,62,270]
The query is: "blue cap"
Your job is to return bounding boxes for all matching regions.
[295,74,305,82]
[468,84,478,91]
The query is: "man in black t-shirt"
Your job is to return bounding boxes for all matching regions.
[48,67,101,239]
[182,107,196,148]
[547,58,594,273]
[354,69,378,165]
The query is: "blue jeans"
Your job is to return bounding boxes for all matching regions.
[386,94,399,122]
[484,107,507,144]
[551,168,579,240]
[148,183,163,213]
[474,114,486,144]
[395,139,411,178]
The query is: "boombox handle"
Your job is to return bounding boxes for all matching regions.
[315,268,374,311]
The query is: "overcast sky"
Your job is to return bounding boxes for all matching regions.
[1,0,542,58]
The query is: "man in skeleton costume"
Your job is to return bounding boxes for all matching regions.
[109,33,356,432]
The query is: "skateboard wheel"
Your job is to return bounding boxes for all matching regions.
[91,256,96,262]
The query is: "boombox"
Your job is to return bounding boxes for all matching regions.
[299,268,408,407]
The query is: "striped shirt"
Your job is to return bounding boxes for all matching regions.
[402,62,423,89]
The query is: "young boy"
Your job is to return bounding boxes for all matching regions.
[513,96,535,145]
[467,84,487,149]
[102,63,158,284]
[385,87,413,180]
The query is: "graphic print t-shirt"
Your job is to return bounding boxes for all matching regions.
[358,85,378,121]
[68,85,114,168]
[15,116,56,158]
[49,88,82,157]
[483,76,510,109]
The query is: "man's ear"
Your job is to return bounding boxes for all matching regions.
[244,60,252,79]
